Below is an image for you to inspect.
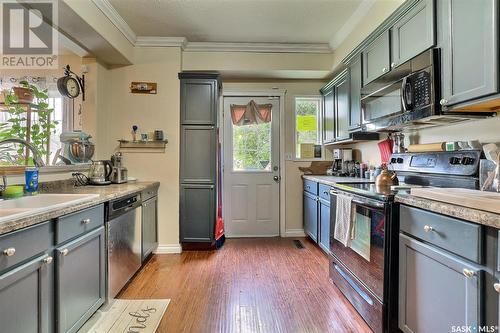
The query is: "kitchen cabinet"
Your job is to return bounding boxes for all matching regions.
[335,70,350,141]
[321,84,335,144]
[180,184,215,243]
[56,226,105,333]
[348,55,362,131]
[438,0,498,107]
[0,253,53,333]
[142,195,158,261]
[362,30,390,85]
[180,78,217,125]
[399,233,481,333]
[391,0,435,68]
[303,190,318,242]
[180,125,216,184]
[318,198,330,254]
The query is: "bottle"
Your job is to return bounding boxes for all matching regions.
[25,167,39,195]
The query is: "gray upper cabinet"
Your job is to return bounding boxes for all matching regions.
[399,233,481,333]
[0,253,52,333]
[363,30,391,85]
[56,227,105,333]
[180,184,215,243]
[142,196,158,261]
[322,85,335,144]
[391,0,435,68]
[335,70,350,141]
[438,0,498,107]
[348,55,362,131]
[180,79,216,125]
[180,125,216,183]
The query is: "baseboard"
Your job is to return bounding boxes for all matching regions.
[282,229,306,238]
[154,244,182,254]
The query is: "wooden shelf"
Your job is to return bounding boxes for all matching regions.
[118,139,168,149]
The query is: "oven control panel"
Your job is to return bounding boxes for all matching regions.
[389,150,481,176]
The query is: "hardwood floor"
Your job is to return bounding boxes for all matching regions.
[119,237,372,333]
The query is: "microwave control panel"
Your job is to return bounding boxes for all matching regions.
[412,71,431,108]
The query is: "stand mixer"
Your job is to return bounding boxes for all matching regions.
[59,131,94,164]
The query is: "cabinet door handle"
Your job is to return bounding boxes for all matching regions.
[3,247,15,256]
[323,191,329,195]
[81,218,91,225]
[391,62,396,68]
[60,249,69,256]
[382,67,387,73]
[494,283,500,293]
[42,256,53,264]
[423,225,434,233]
[462,268,476,278]
[440,99,448,106]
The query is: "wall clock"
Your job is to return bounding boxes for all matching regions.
[57,65,85,100]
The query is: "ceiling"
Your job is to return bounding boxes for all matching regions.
[108,0,365,45]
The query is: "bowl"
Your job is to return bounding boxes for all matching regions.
[69,141,95,162]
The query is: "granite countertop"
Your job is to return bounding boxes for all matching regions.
[302,175,373,186]
[395,193,500,229]
[0,181,160,236]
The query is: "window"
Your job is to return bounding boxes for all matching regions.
[294,96,323,159]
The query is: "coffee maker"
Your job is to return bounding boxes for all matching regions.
[332,148,353,176]
[110,152,128,184]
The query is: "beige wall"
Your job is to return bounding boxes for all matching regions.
[223,80,326,233]
[96,47,182,247]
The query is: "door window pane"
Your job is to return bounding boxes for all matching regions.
[233,121,271,171]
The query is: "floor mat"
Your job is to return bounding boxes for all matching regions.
[78,299,170,333]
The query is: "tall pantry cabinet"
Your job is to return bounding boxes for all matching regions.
[179,72,222,248]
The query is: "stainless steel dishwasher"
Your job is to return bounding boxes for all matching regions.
[106,193,142,299]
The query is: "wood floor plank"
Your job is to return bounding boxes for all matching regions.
[119,237,372,333]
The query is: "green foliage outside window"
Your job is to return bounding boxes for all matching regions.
[233,122,271,171]
[295,99,320,158]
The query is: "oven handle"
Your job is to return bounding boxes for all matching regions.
[334,263,374,306]
[330,189,386,210]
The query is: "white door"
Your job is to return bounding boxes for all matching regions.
[223,96,280,237]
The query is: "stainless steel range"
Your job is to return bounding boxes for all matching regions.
[328,150,482,333]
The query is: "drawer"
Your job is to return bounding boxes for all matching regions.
[0,221,53,273]
[319,183,332,201]
[400,205,482,263]
[56,204,104,244]
[142,187,158,202]
[303,179,318,195]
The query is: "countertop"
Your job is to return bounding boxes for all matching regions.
[302,175,373,186]
[395,193,500,229]
[0,181,160,236]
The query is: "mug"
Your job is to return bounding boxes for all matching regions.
[141,133,149,141]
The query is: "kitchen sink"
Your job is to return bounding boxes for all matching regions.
[0,194,100,223]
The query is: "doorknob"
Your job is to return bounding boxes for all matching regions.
[273,176,280,182]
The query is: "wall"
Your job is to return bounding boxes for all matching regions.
[223,80,326,234]
[96,47,182,251]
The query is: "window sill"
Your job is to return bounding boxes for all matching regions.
[292,158,327,163]
[0,164,90,175]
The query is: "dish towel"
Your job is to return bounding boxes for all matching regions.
[334,193,354,247]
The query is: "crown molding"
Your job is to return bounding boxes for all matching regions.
[329,0,377,49]
[92,0,137,44]
[183,42,332,53]
[135,36,188,48]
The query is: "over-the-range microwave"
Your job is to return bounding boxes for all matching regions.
[360,48,495,132]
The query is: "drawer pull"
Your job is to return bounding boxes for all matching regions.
[462,268,476,278]
[3,248,15,256]
[42,256,53,264]
[423,225,434,233]
[60,249,69,256]
[494,283,500,293]
[81,218,91,225]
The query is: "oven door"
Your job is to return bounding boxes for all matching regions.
[329,190,386,302]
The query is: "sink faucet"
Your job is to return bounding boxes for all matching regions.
[0,138,45,167]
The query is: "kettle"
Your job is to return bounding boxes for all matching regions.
[88,160,113,185]
[375,165,399,187]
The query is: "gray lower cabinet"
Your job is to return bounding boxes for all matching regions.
[56,226,105,333]
[363,30,391,85]
[318,198,330,254]
[322,84,335,144]
[399,233,481,333]
[391,0,435,68]
[0,253,53,333]
[303,190,318,242]
[180,125,216,183]
[335,70,350,141]
[180,184,215,242]
[348,55,362,131]
[142,196,158,261]
[438,0,498,107]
